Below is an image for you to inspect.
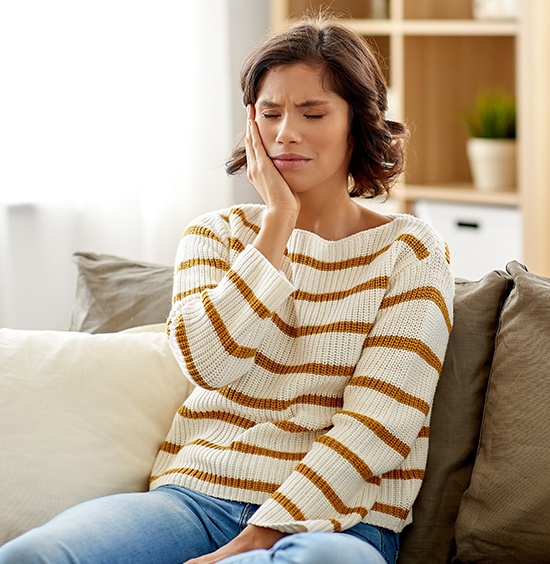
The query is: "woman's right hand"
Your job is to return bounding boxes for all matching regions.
[245,104,300,219]
[245,104,299,269]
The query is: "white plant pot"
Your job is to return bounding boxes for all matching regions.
[467,138,517,192]
[472,0,519,20]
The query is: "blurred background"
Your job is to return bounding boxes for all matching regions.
[1,0,269,329]
[1,0,549,330]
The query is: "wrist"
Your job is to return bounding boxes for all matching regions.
[241,524,288,550]
[263,207,298,232]
[265,197,300,218]
[252,207,297,269]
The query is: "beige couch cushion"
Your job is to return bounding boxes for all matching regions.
[455,262,550,562]
[0,325,193,546]
[399,270,512,563]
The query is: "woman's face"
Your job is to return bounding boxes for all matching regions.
[254,63,352,196]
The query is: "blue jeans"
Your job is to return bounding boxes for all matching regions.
[0,486,399,564]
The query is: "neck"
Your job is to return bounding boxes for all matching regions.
[295,188,361,240]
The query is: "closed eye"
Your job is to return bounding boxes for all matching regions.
[305,114,324,119]
[261,113,280,119]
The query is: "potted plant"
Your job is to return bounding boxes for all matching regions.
[463,91,517,192]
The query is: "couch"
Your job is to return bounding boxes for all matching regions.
[1,252,549,563]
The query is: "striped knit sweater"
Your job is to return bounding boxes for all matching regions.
[150,203,454,534]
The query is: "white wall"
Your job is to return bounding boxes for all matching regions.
[0,0,270,330]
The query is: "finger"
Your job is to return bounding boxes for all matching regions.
[247,103,255,121]
[245,106,257,157]
[248,114,267,160]
[245,119,257,175]
[245,104,268,160]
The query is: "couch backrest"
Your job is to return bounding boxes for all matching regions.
[398,269,513,563]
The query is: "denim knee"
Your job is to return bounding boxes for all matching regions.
[270,532,387,564]
[0,528,76,564]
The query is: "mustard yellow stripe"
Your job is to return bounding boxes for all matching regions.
[296,463,368,518]
[286,233,429,270]
[150,467,278,494]
[219,387,343,412]
[173,284,217,304]
[287,252,381,271]
[330,519,342,533]
[182,217,248,255]
[293,276,388,303]
[173,316,213,390]
[175,308,356,387]
[363,335,442,373]
[202,292,257,359]
[182,225,223,244]
[338,410,410,458]
[189,438,306,461]
[397,234,430,260]
[445,242,451,264]
[177,257,229,273]
[380,286,452,334]
[226,270,273,319]
[159,441,182,455]
[223,207,261,234]
[177,261,276,324]
[371,501,410,521]
[229,237,245,253]
[177,405,256,430]
[255,351,355,377]
[348,376,430,416]
[273,420,325,433]
[418,425,430,438]
[382,468,425,481]
[271,492,306,521]
[315,435,373,481]
[271,316,373,339]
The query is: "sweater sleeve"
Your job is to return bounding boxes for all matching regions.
[167,213,295,390]
[248,248,454,534]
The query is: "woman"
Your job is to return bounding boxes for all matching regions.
[0,16,454,564]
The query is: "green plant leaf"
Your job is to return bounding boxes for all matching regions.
[463,91,516,139]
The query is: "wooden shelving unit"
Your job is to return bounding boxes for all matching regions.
[271,0,550,276]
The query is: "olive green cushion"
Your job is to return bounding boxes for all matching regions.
[455,262,550,563]
[399,269,512,563]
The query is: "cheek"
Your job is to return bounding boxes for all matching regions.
[319,128,350,155]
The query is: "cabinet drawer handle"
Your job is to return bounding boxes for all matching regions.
[456,221,479,229]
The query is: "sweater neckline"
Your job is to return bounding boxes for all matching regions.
[290,214,398,245]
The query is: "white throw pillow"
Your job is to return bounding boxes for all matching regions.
[0,326,193,545]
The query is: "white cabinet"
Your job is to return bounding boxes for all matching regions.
[415,200,522,280]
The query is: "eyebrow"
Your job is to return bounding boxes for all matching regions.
[257,99,331,108]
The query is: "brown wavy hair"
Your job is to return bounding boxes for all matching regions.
[225,16,408,198]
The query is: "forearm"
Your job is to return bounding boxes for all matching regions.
[168,244,295,389]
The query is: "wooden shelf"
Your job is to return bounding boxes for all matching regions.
[393,184,521,207]
[348,19,518,36]
[271,0,550,276]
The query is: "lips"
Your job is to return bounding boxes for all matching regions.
[270,153,312,170]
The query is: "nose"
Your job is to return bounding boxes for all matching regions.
[275,115,302,144]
